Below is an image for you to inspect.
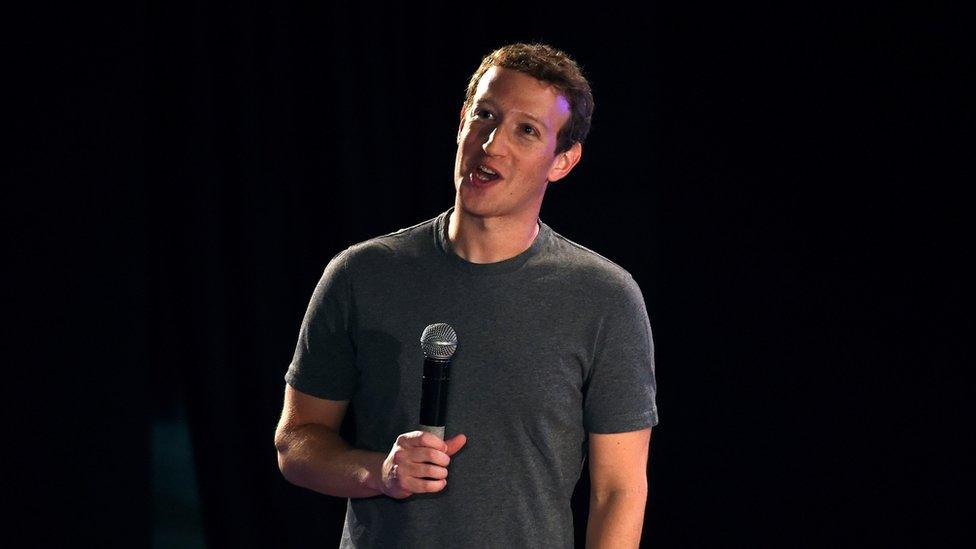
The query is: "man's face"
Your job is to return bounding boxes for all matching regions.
[453,66,581,222]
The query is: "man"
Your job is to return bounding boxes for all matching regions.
[275,43,658,547]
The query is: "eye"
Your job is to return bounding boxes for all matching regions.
[520,124,538,136]
[473,109,494,120]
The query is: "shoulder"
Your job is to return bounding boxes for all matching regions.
[331,215,439,272]
[544,226,644,301]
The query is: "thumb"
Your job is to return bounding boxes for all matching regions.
[444,433,467,456]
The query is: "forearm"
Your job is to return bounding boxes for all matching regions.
[276,423,385,498]
[585,488,648,548]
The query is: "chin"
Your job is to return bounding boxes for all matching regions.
[456,201,489,218]
[455,196,496,219]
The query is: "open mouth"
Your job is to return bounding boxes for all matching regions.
[472,164,501,183]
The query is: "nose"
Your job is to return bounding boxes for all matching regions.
[482,127,507,156]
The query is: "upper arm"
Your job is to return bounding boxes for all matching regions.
[588,428,652,497]
[275,383,349,445]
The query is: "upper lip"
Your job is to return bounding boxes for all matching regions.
[475,161,504,179]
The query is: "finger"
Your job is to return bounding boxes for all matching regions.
[396,431,426,447]
[400,462,448,480]
[422,464,449,480]
[445,433,467,456]
[406,447,450,467]
[415,431,449,452]
[398,431,448,452]
[404,477,447,494]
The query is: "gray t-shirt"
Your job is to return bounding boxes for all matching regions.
[285,209,658,548]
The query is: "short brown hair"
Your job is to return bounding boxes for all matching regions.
[463,43,594,155]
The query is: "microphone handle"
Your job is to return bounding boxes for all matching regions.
[419,357,451,440]
[418,424,445,439]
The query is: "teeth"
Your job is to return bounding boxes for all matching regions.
[478,165,497,175]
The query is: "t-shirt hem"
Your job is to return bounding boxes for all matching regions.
[585,408,659,434]
[284,368,354,401]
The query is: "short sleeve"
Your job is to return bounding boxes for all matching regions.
[284,249,359,400]
[583,276,659,433]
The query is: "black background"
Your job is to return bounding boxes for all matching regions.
[5,1,969,547]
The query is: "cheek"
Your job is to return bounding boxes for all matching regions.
[531,155,556,176]
[459,128,480,150]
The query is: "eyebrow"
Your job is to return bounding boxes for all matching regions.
[474,98,551,132]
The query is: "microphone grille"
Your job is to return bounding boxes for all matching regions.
[420,323,458,360]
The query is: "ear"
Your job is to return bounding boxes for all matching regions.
[547,141,583,183]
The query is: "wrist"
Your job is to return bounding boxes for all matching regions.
[361,452,386,495]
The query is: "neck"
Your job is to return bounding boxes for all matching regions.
[447,206,541,264]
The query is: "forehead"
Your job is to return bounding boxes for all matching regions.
[473,66,571,130]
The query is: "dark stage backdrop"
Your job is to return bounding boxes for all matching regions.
[8,2,967,548]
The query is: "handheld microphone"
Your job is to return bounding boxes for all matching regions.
[418,323,458,440]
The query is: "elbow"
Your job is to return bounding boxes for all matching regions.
[274,429,298,483]
[276,446,305,488]
[276,446,290,480]
[277,457,299,486]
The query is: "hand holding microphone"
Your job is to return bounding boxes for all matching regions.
[379,430,467,499]
[379,323,466,499]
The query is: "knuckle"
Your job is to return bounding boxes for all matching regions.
[398,431,419,443]
[429,465,446,479]
[419,433,446,450]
